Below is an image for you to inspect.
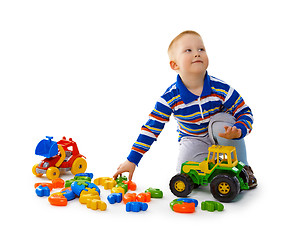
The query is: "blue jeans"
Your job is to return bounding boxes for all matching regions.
[177,112,248,171]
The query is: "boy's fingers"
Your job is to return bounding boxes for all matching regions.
[128,172,133,181]
[224,126,229,131]
[113,172,119,180]
[113,169,123,179]
[218,132,225,138]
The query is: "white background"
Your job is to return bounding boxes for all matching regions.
[1,0,289,239]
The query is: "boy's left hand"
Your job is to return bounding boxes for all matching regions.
[218,126,242,139]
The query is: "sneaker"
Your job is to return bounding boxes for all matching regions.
[244,165,258,189]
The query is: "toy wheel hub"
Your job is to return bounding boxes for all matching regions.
[218,182,230,194]
[174,181,186,192]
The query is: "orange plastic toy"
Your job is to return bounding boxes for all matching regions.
[123,193,137,204]
[136,192,151,203]
[172,202,195,213]
[48,192,67,206]
[123,180,137,191]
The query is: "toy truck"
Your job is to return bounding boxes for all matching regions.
[169,145,249,202]
[32,136,87,180]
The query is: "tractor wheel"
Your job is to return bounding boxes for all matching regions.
[71,157,87,175]
[46,167,60,180]
[210,174,240,202]
[169,173,194,197]
[239,167,249,191]
[32,164,43,177]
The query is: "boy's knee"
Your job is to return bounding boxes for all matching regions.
[208,113,236,144]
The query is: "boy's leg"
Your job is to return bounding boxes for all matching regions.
[177,136,211,172]
[208,112,248,165]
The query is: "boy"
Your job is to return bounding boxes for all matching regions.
[113,30,257,189]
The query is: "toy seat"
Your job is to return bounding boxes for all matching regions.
[35,136,58,158]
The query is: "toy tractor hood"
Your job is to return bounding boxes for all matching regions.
[35,136,58,158]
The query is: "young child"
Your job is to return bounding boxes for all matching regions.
[113,30,257,189]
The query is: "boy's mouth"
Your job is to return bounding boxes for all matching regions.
[192,60,203,64]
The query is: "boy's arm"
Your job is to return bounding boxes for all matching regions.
[113,96,173,180]
[223,87,253,139]
[127,96,173,165]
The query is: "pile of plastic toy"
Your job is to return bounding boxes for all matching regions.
[34,173,164,212]
[35,173,224,213]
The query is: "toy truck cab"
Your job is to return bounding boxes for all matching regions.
[170,145,249,202]
[32,136,87,180]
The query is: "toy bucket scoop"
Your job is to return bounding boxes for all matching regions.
[35,136,58,158]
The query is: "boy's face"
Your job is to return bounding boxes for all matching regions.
[170,34,209,76]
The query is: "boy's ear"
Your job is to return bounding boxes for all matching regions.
[170,60,179,71]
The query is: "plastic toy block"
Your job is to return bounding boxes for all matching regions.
[103,180,116,190]
[123,180,137,191]
[170,198,198,213]
[116,183,128,193]
[75,173,94,179]
[94,177,111,185]
[65,179,75,188]
[107,193,123,204]
[85,182,100,195]
[48,192,67,206]
[201,201,224,212]
[34,183,53,191]
[86,199,107,211]
[145,188,163,198]
[52,178,65,189]
[71,180,100,196]
[111,187,125,195]
[116,176,127,184]
[35,186,50,197]
[71,181,89,196]
[126,202,148,212]
[61,187,76,201]
[136,192,151,203]
[173,202,195,213]
[176,198,198,207]
[65,178,90,188]
[123,193,137,204]
[74,176,92,182]
[79,188,100,204]
[94,177,117,190]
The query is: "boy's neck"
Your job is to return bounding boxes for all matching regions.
[179,71,206,96]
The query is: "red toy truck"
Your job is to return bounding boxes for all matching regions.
[32,136,87,180]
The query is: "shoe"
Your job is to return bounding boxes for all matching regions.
[244,165,258,189]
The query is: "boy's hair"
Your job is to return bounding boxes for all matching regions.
[168,30,201,60]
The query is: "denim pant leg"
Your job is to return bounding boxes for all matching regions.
[208,112,248,165]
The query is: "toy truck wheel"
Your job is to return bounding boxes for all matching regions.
[71,157,87,175]
[46,167,60,180]
[210,174,240,203]
[170,173,194,197]
[32,164,43,177]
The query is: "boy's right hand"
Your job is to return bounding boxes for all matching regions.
[113,159,136,181]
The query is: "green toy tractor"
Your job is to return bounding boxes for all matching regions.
[169,145,249,202]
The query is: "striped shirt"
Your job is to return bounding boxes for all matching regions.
[128,72,253,165]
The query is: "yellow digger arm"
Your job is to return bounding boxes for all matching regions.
[55,145,66,167]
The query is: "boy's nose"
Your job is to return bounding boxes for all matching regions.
[195,53,200,57]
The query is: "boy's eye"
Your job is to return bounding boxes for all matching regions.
[198,48,205,52]
[185,49,192,52]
